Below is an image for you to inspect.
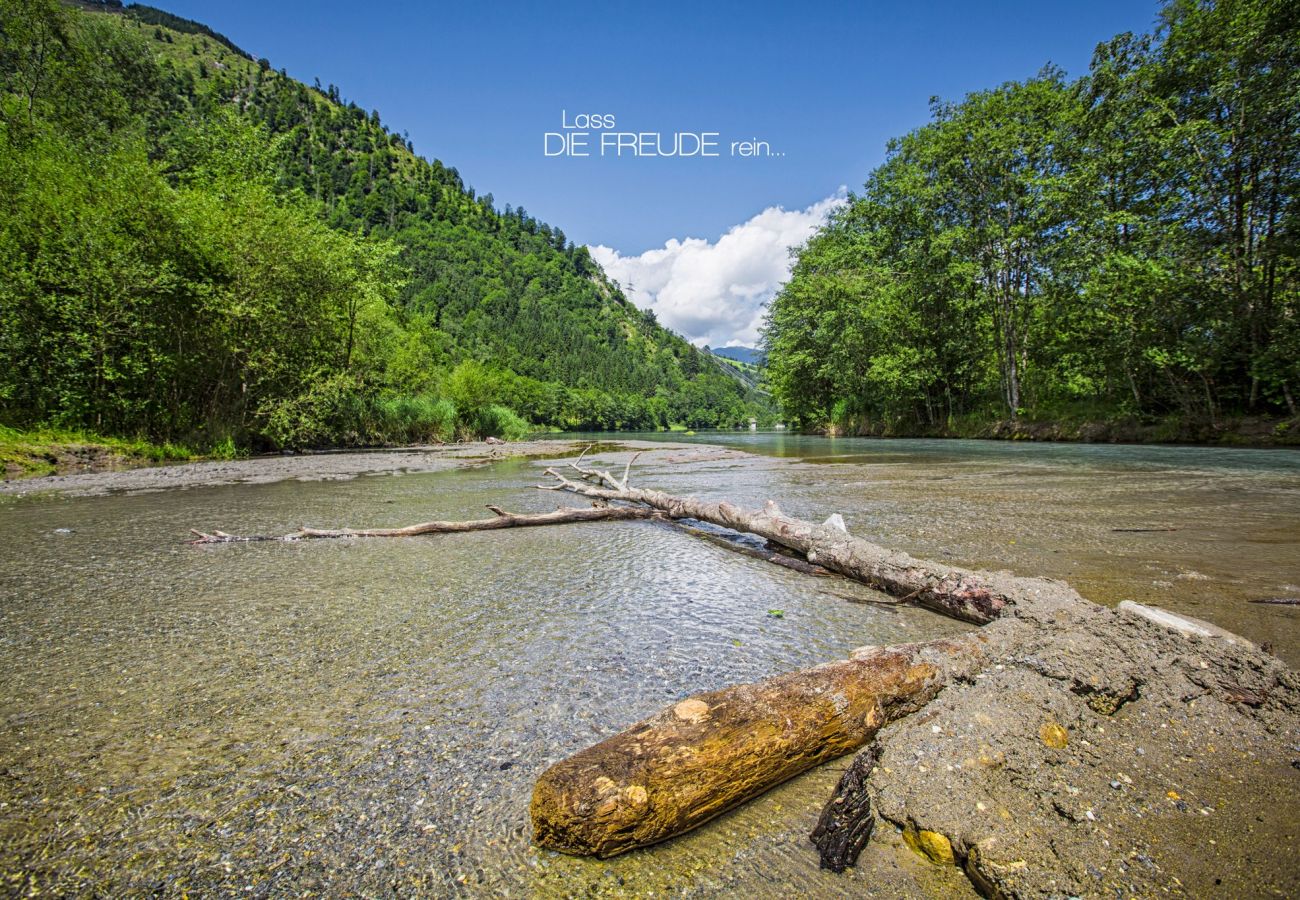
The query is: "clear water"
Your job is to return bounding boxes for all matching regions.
[578,433,1300,663]
[1,437,1297,896]
[0,451,971,896]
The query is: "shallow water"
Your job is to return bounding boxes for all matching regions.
[1,438,1297,896]
[581,433,1300,665]
[0,452,972,896]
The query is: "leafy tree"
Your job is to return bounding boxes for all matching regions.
[766,0,1298,432]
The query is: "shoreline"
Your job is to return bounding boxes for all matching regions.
[824,413,1300,447]
[0,439,723,499]
[6,414,1298,488]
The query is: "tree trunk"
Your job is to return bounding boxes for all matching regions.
[541,461,1010,625]
[530,634,988,858]
[193,449,1020,624]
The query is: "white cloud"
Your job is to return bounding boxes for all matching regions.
[589,191,846,348]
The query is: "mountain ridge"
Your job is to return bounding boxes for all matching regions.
[0,0,773,449]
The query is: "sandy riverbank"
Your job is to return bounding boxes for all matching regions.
[0,439,727,499]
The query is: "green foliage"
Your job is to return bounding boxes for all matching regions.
[0,422,194,478]
[470,405,531,442]
[120,4,252,59]
[766,0,1299,431]
[371,394,457,444]
[0,0,771,452]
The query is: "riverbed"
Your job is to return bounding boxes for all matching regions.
[1,436,1297,895]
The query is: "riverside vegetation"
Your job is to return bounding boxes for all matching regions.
[765,0,1299,443]
[0,0,771,474]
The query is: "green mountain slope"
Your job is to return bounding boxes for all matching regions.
[0,0,771,450]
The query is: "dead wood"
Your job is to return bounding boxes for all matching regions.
[529,634,988,858]
[539,451,1011,624]
[810,742,882,872]
[188,504,661,543]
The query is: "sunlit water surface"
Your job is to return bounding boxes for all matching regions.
[1,436,1297,896]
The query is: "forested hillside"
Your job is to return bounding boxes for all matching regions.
[0,0,769,454]
[765,0,1298,439]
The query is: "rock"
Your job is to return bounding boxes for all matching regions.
[1040,722,1069,749]
[903,825,955,865]
[1117,601,1256,649]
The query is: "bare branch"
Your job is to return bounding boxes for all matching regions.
[190,505,661,543]
[620,451,642,490]
[536,469,1011,625]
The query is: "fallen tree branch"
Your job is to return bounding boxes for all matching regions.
[672,521,833,576]
[188,504,662,543]
[539,465,1010,624]
[193,446,1012,616]
[530,633,989,858]
[810,742,882,871]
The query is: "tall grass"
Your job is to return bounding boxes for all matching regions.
[371,394,457,444]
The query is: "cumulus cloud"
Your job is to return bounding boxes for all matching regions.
[589,191,846,349]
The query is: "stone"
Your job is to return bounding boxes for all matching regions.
[1040,722,1069,749]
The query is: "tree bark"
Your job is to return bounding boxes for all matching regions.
[530,634,988,858]
[810,742,882,872]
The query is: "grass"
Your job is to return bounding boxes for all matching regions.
[0,425,196,479]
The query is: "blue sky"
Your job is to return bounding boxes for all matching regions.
[153,0,1164,345]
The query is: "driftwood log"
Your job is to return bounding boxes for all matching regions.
[538,449,1009,624]
[191,446,1011,625]
[530,635,987,857]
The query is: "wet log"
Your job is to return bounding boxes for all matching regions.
[530,634,987,858]
[541,454,1010,624]
[192,446,1014,624]
[671,521,834,576]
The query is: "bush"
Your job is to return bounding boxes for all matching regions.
[372,393,456,443]
[257,374,367,449]
[465,404,531,441]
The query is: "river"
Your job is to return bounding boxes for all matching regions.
[1,435,1296,896]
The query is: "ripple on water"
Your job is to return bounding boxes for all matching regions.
[0,459,968,896]
[3,438,1297,896]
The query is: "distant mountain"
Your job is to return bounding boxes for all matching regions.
[711,346,766,366]
[1,0,775,447]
